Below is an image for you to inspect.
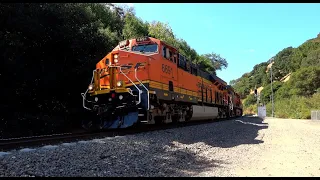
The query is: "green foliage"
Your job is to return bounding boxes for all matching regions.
[272,47,294,80]
[243,94,257,107]
[274,83,291,100]
[301,48,320,68]
[201,53,228,72]
[266,93,320,119]
[123,13,149,40]
[278,67,320,97]
[231,75,251,99]
[1,3,123,137]
[289,40,320,72]
[243,104,257,115]
[231,62,269,99]
[148,21,177,47]
[260,81,282,104]
[147,21,228,74]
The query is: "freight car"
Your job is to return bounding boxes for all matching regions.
[81,37,242,130]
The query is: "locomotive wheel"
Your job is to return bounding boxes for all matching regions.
[154,116,163,125]
[185,110,192,121]
[171,114,180,124]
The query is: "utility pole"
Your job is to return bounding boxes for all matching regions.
[255,85,258,115]
[269,57,274,117]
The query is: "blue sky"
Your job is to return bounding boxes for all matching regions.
[118,3,320,84]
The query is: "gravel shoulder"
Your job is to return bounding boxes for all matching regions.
[1,116,319,177]
[232,117,320,177]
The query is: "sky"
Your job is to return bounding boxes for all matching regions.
[118,3,320,84]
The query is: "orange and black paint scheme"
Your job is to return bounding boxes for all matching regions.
[81,37,243,130]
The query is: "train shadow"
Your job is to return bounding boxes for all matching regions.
[158,116,268,149]
[135,116,268,176]
[91,116,268,177]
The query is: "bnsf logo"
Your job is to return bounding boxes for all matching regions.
[120,62,147,70]
[162,64,172,74]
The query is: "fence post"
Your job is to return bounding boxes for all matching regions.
[311,110,320,120]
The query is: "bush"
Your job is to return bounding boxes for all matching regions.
[243,94,257,107]
[267,92,320,119]
[243,104,257,115]
[260,81,282,103]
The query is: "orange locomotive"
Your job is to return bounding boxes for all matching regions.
[81,37,243,129]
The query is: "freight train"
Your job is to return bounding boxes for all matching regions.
[81,37,243,130]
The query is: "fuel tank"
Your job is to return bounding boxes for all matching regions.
[190,105,219,121]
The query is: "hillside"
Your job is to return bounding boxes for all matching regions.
[231,34,320,118]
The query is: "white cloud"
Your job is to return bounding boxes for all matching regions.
[248,49,255,53]
[126,3,134,8]
[114,3,135,8]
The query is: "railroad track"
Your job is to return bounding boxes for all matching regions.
[0,117,238,152]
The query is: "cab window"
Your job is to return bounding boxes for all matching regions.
[178,54,187,69]
[162,46,167,58]
[132,44,158,53]
[169,50,173,62]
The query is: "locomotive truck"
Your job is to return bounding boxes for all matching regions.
[81,37,242,130]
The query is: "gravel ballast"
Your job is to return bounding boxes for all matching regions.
[1,116,320,177]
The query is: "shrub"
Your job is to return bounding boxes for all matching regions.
[267,92,320,119]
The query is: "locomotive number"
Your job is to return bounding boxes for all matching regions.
[162,64,172,74]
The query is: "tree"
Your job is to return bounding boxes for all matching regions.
[201,52,228,71]
[243,94,256,107]
[301,48,320,68]
[289,41,320,72]
[147,21,228,75]
[0,3,124,137]
[286,67,320,97]
[272,47,294,80]
[260,81,282,103]
[148,21,177,47]
[122,13,149,40]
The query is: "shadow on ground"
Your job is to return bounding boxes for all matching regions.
[89,116,268,177]
[159,116,268,148]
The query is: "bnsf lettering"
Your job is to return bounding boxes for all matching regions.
[162,64,172,74]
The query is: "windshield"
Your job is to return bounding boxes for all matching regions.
[132,44,158,53]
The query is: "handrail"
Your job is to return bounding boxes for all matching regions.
[81,64,150,111]
[229,98,234,111]
[134,68,150,110]
[111,65,142,105]
[81,69,96,111]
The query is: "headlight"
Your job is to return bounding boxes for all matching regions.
[119,95,123,100]
[116,81,123,87]
[113,54,119,63]
[88,84,94,91]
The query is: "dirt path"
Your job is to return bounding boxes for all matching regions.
[232,117,320,177]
